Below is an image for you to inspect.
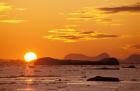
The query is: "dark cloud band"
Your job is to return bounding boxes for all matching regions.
[99,3,140,13]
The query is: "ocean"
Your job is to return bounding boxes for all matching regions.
[0,64,140,91]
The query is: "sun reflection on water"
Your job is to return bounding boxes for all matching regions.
[24,63,35,91]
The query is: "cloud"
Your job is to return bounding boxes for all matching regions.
[66,7,120,25]
[66,3,140,25]
[130,44,140,50]
[81,31,95,34]
[132,45,140,49]
[99,3,140,13]
[16,8,26,11]
[0,3,26,12]
[0,3,12,12]
[93,34,119,38]
[0,2,26,24]
[0,19,25,23]
[67,8,110,22]
[123,44,140,50]
[43,28,119,42]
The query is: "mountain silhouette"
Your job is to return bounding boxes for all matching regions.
[123,54,140,64]
[1,53,140,65]
[35,57,119,65]
[64,53,110,61]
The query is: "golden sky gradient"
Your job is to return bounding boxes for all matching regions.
[0,0,140,59]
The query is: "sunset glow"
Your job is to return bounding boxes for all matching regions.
[24,52,37,62]
[0,0,140,59]
[0,1,140,91]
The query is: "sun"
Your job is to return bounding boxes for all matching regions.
[24,52,37,62]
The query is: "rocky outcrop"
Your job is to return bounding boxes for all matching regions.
[87,76,120,82]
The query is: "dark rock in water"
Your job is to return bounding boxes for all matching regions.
[123,65,136,68]
[131,79,138,81]
[98,58,119,65]
[87,76,120,82]
[128,65,136,68]
[97,67,120,70]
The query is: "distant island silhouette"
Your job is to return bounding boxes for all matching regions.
[64,53,110,61]
[0,53,140,65]
[35,57,119,65]
[64,53,140,64]
[122,54,140,64]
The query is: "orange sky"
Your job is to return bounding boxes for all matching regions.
[0,0,140,59]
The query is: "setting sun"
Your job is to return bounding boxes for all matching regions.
[24,52,37,62]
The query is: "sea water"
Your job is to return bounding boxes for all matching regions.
[0,64,140,91]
